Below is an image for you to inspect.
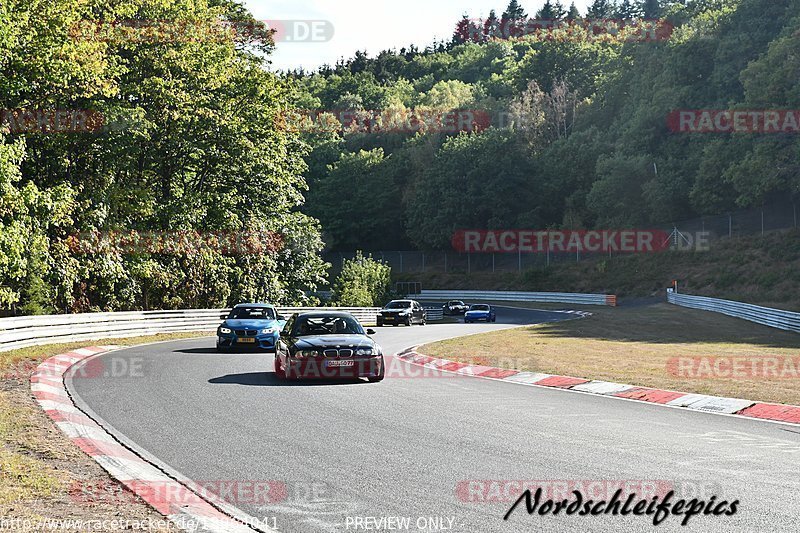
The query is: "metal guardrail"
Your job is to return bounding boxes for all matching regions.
[0,307,381,352]
[667,291,800,333]
[416,290,617,306]
[423,308,444,321]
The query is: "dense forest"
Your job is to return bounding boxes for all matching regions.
[1,0,327,313]
[295,0,800,251]
[1,0,799,314]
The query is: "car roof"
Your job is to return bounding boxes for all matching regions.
[233,302,276,308]
[294,311,358,319]
[389,299,414,304]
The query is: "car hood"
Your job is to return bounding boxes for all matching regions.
[223,318,283,329]
[293,335,376,350]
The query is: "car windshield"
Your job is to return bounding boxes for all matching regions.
[293,315,364,336]
[470,305,490,311]
[385,301,412,309]
[228,307,276,320]
[449,301,465,305]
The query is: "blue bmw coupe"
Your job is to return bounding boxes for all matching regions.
[216,303,286,352]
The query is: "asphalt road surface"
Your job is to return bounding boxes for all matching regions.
[68,305,800,533]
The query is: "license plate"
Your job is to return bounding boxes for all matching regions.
[326,360,354,367]
[238,337,255,344]
[384,317,395,321]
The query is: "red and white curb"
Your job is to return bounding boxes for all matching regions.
[396,347,800,426]
[31,346,268,533]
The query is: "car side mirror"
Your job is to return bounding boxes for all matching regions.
[366,328,376,335]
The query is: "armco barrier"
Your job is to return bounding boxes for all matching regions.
[0,307,380,352]
[667,291,800,333]
[423,308,444,321]
[415,290,617,307]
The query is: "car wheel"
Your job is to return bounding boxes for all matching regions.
[405,317,412,326]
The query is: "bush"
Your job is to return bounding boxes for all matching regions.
[331,252,391,307]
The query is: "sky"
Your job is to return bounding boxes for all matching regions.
[242,1,595,71]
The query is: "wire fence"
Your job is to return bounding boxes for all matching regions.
[324,200,800,276]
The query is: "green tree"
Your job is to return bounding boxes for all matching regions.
[587,0,615,18]
[640,0,662,18]
[332,252,391,307]
[567,2,582,20]
[615,0,640,19]
[406,129,533,249]
[537,1,567,20]
[501,0,528,37]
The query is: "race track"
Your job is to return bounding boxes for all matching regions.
[67,306,800,533]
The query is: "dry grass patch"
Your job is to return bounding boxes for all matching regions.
[0,332,207,528]
[421,304,800,405]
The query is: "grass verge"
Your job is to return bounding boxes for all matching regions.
[0,332,208,528]
[395,229,800,310]
[420,304,800,405]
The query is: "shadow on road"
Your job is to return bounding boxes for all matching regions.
[176,347,276,355]
[208,372,366,387]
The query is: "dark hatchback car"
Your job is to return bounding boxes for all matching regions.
[442,300,469,315]
[274,312,385,382]
[377,299,426,326]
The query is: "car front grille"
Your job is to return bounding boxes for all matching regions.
[324,349,354,358]
[235,329,258,336]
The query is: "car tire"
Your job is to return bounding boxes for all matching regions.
[405,317,412,326]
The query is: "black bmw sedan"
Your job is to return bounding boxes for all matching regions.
[274,311,385,382]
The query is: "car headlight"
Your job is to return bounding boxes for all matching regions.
[219,327,232,334]
[355,348,373,356]
[295,350,317,359]
[261,327,276,335]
